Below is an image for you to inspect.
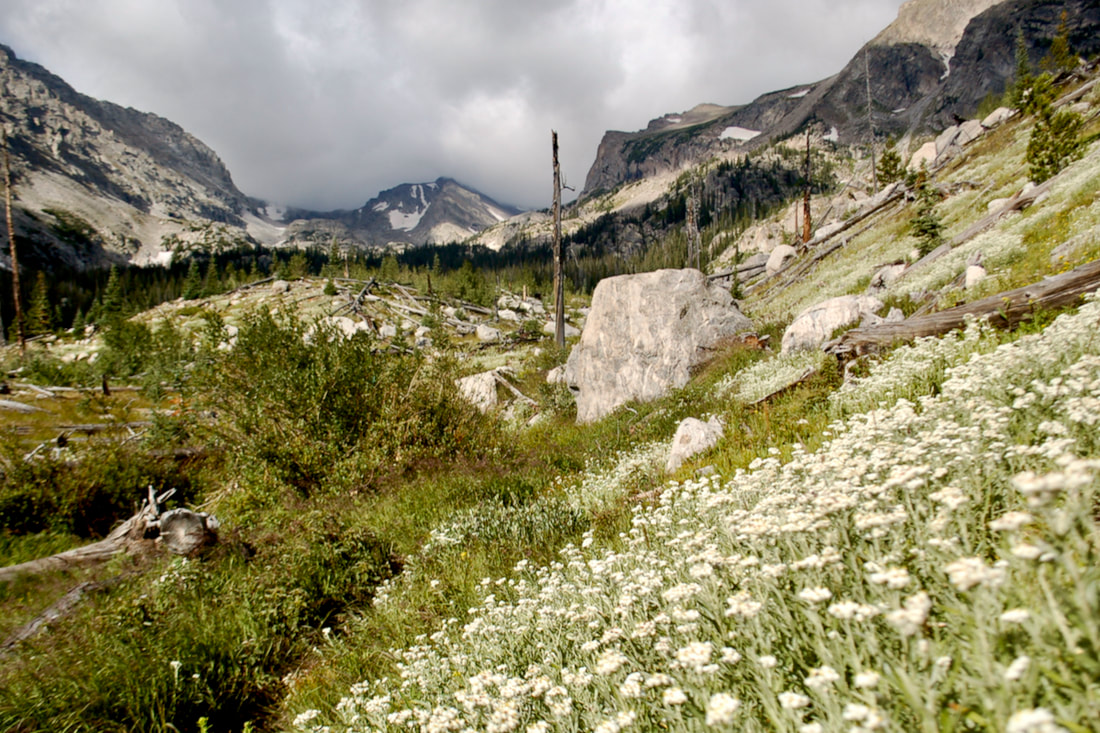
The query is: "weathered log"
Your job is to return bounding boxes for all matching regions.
[1,576,124,657]
[826,258,1100,358]
[0,488,218,584]
[0,399,47,414]
[59,421,154,434]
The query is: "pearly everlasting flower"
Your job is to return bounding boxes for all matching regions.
[989,512,1034,532]
[1005,708,1067,733]
[854,671,880,689]
[944,557,1005,591]
[804,665,840,691]
[725,591,764,618]
[799,725,824,733]
[675,641,714,672]
[1004,655,1030,681]
[885,591,932,636]
[663,687,688,705]
[705,693,740,725]
[779,691,811,710]
[758,655,778,669]
[869,567,911,589]
[595,649,629,676]
[1000,608,1031,624]
[797,587,833,604]
[1011,543,1043,560]
[526,723,551,733]
[618,672,644,698]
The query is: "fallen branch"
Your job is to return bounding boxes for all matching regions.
[1,576,125,657]
[0,488,218,584]
[492,370,537,405]
[826,259,1100,359]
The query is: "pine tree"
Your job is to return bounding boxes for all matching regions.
[202,258,219,296]
[1010,30,1033,112]
[102,265,124,316]
[1042,11,1076,74]
[1028,106,1084,183]
[182,259,203,299]
[877,145,904,185]
[909,168,944,257]
[25,271,53,335]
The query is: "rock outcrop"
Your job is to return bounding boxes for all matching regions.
[666,416,725,473]
[782,295,884,353]
[564,269,753,423]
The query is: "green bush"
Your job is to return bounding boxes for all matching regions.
[197,310,495,497]
[1027,106,1084,183]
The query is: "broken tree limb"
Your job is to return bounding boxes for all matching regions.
[491,371,537,406]
[1,576,125,657]
[826,259,1100,359]
[0,487,217,584]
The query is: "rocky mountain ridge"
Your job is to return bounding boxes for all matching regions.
[580,0,1100,197]
[281,177,521,251]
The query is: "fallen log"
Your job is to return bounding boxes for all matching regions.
[826,259,1100,359]
[0,487,218,584]
[1,576,125,657]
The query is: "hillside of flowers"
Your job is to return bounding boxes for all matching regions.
[295,294,1100,732]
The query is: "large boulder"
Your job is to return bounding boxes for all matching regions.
[766,244,797,276]
[456,371,499,413]
[781,294,884,353]
[667,416,724,473]
[564,269,753,423]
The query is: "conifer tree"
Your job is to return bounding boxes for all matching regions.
[182,259,203,299]
[1042,11,1076,74]
[102,265,124,316]
[25,271,53,335]
[203,258,219,296]
[909,168,944,257]
[1010,30,1033,112]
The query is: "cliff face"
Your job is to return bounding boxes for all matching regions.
[581,0,1099,198]
[0,43,261,268]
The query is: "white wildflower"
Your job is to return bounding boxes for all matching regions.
[944,556,1005,591]
[704,693,740,725]
[869,567,911,589]
[1004,655,1030,682]
[1005,708,1067,733]
[854,671,880,689]
[804,665,840,691]
[797,587,833,604]
[1000,608,1031,624]
[779,691,812,709]
[663,687,688,705]
[885,591,932,636]
[595,649,629,676]
[989,512,1034,532]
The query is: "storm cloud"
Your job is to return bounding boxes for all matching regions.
[0,0,906,210]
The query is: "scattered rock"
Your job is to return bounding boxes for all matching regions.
[935,125,960,156]
[766,245,797,276]
[498,309,521,322]
[379,323,398,339]
[869,264,907,291]
[965,264,987,288]
[987,197,1010,214]
[456,371,499,413]
[271,280,291,294]
[908,142,937,171]
[667,416,724,473]
[546,366,566,384]
[813,221,845,241]
[981,106,1012,129]
[476,324,502,342]
[542,321,581,339]
[564,268,753,423]
[781,294,883,353]
[885,307,905,323]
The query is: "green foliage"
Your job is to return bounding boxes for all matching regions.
[876,145,904,185]
[1041,10,1077,74]
[197,311,494,497]
[1010,29,1033,111]
[25,271,54,336]
[1027,106,1085,183]
[181,259,203,300]
[323,279,338,296]
[908,168,945,256]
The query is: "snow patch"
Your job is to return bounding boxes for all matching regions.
[373,201,389,212]
[389,208,427,231]
[720,126,760,142]
[824,127,839,143]
[263,205,286,221]
[242,210,287,246]
[787,89,809,99]
[667,116,682,124]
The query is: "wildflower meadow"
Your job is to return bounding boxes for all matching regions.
[292,281,1100,732]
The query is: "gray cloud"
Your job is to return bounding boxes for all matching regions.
[0,0,906,210]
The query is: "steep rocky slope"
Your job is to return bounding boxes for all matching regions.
[581,0,1100,197]
[0,43,268,268]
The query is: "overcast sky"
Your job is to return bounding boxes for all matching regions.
[0,0,907,211]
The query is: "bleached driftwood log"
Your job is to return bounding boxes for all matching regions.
[826,259,1100,359]
[0,487,218,584]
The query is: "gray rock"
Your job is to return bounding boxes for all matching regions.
[456,371,499,413]
[564,269,753,423]
[781,294,884,353]
[542,321,581,338]
[498,308,521,322]
[935,125,960,156]
[766,244,797,276]
[476,324,502,342]
[965,264,987,288]
[736,252,770,273]
[981,106,1012,129]
[885,307,905,323]
[666,416,724,473]
[908,141,937,171]
[813,221,845,241]
[271,280,291,294]
[869,264,906,291]
[379,323,398,339]
[546,365,566,384]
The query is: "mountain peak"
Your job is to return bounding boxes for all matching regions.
[871,0,1007,58]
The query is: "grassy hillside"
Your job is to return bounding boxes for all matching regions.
[0,71,1098,733]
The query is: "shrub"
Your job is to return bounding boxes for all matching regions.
[908,168,945,256]
[1027,106,1084,183]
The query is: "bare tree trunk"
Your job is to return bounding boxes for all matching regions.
[802,131,812,244]
[552,131,565,348]
[865,50,878,195]
[2,127,24,353]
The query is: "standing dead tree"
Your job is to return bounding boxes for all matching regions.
[802,131,813,244]
[552,131,565,348]
[3,126,24,352]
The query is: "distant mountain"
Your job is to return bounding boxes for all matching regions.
[582,0,1100,196]
[282,177,522,250]
[0,43,272,269]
